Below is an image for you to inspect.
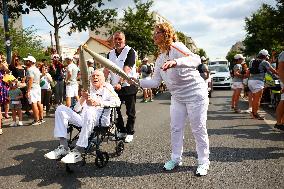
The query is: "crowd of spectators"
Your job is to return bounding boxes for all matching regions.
[0,51,85,135]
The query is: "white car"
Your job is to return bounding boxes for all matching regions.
[209,65,232,88]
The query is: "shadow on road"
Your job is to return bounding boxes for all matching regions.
[0,140,192,189]
[208,124,284,142]
[184,146,284,162]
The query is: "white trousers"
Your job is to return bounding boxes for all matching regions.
[170,97,210,164]
[53,105,99,148]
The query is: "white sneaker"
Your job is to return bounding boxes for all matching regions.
[44,145,69,160]
[0,128,2,135]
[31,120,41,126]
[117,132,127,138]
[61,149,82,164]
[196,163,210,176]
[245,108,252,114]
[18,121,23,126]
[40,119,46,124]
[9,122,17,127]
[124,135,133,143]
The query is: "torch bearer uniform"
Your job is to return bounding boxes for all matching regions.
[53,82,121,148]
[139,42,210,167]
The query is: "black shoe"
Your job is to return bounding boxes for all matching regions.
[31,120,41,126]
[274,124,284,131]
[234,108,241,113]
[253,113,264,120]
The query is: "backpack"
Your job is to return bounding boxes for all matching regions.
[197,64,204,73]
[146,65,152,74]
[249,59,263,74]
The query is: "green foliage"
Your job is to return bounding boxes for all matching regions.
[244,1,284,56]
[5,0,117,54]
[111,0,156,60]
[0,26,47,60]
[226,50,239,65]
[176,31,186,43]
[196,48,207,58]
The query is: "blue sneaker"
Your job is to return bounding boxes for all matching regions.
[163,160,182,171]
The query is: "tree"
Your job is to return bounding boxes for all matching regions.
[3,0,117,54]
[176,31,187,44]
[226,50,239,65]
[0,26,47,60]
[196,48,207,59]
[243,2,284,56]
[111,0,156,60]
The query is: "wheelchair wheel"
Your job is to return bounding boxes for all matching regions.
[115,141,124,156]
[95,151,109,168]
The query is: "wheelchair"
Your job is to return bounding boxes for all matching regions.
[65,106,125,172]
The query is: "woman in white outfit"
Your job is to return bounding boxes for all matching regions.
[44,70,121,163]
[231,54,246,113]
[138,23,210,176]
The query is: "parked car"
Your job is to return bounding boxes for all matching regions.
[209,65,232,89]
[209,58,230,67]
[206,74,213,97]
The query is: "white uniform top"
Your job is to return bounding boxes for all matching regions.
[67,63,79,85]
[108,45,137,86]
[73,83,121,126]
[27,65,41,89]
[40,73,52,90]
[140,42,207,103]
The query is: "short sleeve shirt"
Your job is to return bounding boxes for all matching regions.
[279,51,284,62]
[67,63,79,84]
[232,64,243,82]
[249,60,271,81]
[27,66,41,88]
[199,64,209,80]
[8,88,22,101]
[141,64,151,78]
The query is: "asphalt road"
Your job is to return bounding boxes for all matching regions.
[0,90,283,189]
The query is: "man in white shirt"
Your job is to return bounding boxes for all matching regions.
[105,31,138,143]
[65,56,80,107]
[24,55,44,125]
[44,70,121,163]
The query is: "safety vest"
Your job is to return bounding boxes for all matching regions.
[109,45,137,86]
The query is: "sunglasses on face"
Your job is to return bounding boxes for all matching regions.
[154,31,164,35]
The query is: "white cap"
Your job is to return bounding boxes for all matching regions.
[52,54,60,60]
[142,57,148,62]
[201,56,206,61]
[258,49,270,57]
[65,55,73,60]
[234,54,245,60]
[87,59,94,64]
[23,55,36,63]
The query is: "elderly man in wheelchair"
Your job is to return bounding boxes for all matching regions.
[44,70,121,164]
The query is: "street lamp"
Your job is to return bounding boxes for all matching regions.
[2,0,11,64]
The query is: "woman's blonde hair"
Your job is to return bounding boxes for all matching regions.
[155,22,177,55]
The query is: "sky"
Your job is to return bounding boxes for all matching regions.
[22,0,276,59]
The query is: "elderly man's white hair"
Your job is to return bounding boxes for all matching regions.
[89,70,105,89]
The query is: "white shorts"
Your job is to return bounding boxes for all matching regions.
[231,82,243,90]
[248,80,264,93]
[66,84,79,98]
[29,87,41,104]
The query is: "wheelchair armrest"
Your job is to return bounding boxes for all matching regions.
[102,105,120,109]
